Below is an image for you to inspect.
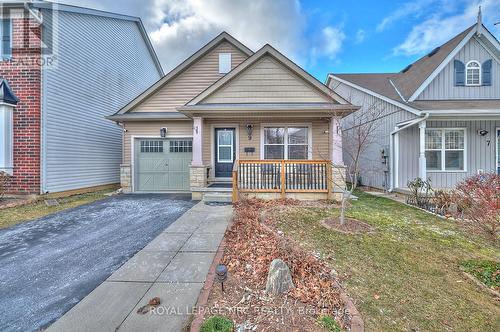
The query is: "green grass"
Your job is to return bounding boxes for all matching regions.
[460,260,500,291]
[317,315,343,332]
[275,191,500,332]
[0,190,113,229]
[200,316,233,332]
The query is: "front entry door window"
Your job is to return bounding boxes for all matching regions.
[215,128,235,178]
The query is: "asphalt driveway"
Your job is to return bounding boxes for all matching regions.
[0,194,195,332]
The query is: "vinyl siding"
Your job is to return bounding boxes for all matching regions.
[398,120,500,188]
[418,37,500,100]
[202,55,331,104]
[133,42,248,113]
[202,118,330,179]
[41,11,161,193]
[123,121,193,165]
[331,79,418,189]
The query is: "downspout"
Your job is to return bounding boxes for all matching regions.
[389,112,429,192]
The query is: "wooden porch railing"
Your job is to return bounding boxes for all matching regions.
[232,160,332,202]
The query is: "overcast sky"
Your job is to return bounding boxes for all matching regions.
[58,0,500,80]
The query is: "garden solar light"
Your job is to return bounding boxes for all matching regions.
[216,264,228,292]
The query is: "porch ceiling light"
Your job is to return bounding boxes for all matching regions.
[246,124,254,140]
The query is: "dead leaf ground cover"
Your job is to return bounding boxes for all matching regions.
[273,191,500,331]
[203,199,350,331]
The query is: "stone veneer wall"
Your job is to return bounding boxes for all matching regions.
[120,164,131,193]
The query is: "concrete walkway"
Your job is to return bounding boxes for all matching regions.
[47,202,233,332]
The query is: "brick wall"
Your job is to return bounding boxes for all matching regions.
[1,18,42,194]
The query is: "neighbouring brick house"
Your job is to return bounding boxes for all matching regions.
[0,1,163,194]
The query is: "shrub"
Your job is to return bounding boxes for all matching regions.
[433,189,452,216]
[200,316,233,332]
[451,173,500,237]
[406,177,433,209]
[0,171,11,200]
[317,315,343,332]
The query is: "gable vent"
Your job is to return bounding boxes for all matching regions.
[427,46,440,57]
[401,64,412,73]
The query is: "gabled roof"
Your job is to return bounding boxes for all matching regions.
[393,26,475,101]
[18,1,164,76]
[114,32,253,115]
[187,44,349,106]
[329,22,500,110]
[0,79,19,105]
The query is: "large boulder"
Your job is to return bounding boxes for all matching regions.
[265,259,295,295]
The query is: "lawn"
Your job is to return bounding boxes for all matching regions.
[0,190,114,229]
[273,191,500,331]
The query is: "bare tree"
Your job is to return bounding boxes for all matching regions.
[325,83,386,224]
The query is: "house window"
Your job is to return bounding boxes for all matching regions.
[466,61,481,86]
[425,129,465,171]
[0,18,12,59]
[140,140,163,153]
[218,53,231,74]
[169,140,192,153]
[263,126,309,160]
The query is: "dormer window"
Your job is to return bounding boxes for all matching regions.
[219,53,231,74]
[465,61,481,86]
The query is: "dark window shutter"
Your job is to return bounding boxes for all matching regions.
[482,59,492,86]
[454,60,465,86]
[1,19,12,59]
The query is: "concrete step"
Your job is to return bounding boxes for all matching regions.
[203,193,232,203]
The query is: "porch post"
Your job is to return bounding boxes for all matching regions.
[330,117,343,165]
[192,117,203,166]
[418,120,427,180]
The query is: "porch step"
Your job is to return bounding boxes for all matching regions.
[203,193,232,203]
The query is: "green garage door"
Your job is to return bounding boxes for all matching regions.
[135,138,192,191]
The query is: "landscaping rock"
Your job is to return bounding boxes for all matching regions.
[265,259,295,295]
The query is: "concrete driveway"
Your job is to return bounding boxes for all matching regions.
[0,194,195,332]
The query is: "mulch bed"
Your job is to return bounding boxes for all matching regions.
[0,196,36,210]
[200,199,355,331]
[320,217,375,234]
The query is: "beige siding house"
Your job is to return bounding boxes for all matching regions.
[108,32,357,201]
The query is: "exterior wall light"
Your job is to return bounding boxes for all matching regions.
[160,127,167,137]
[246,124,254,140]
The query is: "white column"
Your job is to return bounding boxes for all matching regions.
[0,104,14,175]
[330,117,343,165]
[192,116,203,166]
[418,120,427,180]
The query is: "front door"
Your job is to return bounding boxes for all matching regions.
[214,128,235,178]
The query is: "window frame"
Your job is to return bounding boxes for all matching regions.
[465,60,481,86]
[260,124,312,160]
[425,128,467,173]
[0,18,12,60]
[218,53,231,74]
[217,129,234,163]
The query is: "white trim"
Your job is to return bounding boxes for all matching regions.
[424,128,467,173]
[496,127,500,175]
[394,132,399,189]
[216,129,234,163]
[465,60,481,86]
[389,78,406,102]
[408,26,477,101]
[209,124,240,180]
[259,123,313,160]
[474,35,500,65]
[425,109,500,115]
[328,74,422,116]
[130,134,193,193]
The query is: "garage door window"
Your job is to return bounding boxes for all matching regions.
[170,140,192,153]
[140,140,163,153]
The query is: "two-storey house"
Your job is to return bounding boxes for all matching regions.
[328,12,500,191]
[0,1,163,194]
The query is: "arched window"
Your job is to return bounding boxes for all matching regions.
[466,61,481,86]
